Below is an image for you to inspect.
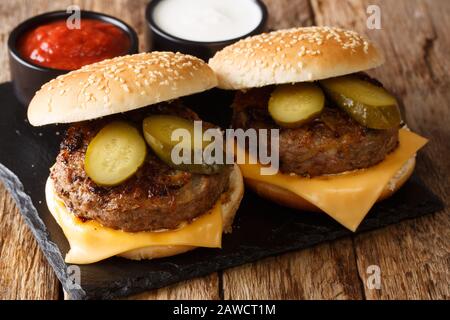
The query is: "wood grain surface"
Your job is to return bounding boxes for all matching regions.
[0,0,448,300]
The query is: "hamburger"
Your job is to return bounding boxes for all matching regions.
[28,52,244,264]
[209,26,427,231]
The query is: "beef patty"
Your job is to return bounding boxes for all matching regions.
[232,79,399,177]
[51,103,231,232]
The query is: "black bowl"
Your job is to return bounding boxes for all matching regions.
[145,0,268,61]
[8,10,139,106]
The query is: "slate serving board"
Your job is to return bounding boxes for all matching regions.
[0,82,443,300]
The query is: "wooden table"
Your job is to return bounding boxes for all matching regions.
[0,0,448,300]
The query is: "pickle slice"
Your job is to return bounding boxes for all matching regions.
[320,75,401,129]
[84,121,147,186]
[268,83,325,128]
[142,115,226,175]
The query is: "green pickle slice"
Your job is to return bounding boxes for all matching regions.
[84,121,147,186]
[320,75,401,129]
[142,115,225,175]
[268,83,325,128]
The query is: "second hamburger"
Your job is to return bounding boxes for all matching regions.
[209,26,427,231]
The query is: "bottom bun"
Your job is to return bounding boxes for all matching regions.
[119,164,244,260]
[118,245,196,260]
[245,156,416,212]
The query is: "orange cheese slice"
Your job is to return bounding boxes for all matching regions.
[238,129,427,231]
[46,179,223,264]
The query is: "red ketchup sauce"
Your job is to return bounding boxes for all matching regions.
[18,19,131,70]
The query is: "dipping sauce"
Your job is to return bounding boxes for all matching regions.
[18,19,131,70]
[152,0,263,42]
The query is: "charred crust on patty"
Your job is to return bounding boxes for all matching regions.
[231,73,400,177]
[51,102,231,232]
[61,129,84,153]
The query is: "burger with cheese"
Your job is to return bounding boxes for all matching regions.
[209,26,427,231]
[27,52,244,264]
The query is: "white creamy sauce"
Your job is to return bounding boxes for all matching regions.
[152,0,263,42]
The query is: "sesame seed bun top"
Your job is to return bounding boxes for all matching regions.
[209,26,384,89]
[27,52,217,126]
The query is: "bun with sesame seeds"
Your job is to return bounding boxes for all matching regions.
[27,52,217,126]
[209,26,384,89]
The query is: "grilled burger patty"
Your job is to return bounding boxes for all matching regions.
[232,84,399,177]
[51,103,231,232]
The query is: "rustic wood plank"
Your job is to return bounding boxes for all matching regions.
[0,183,60,299]
[222,0,365,300]
[127,274,220,300]
[223,238,363,299]
[311,0,450,299]
[262,0,315,30]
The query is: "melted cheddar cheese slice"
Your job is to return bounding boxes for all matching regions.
[238,129,427,231]
[46,179,223,264]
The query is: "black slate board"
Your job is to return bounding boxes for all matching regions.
[0,82,443,300]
